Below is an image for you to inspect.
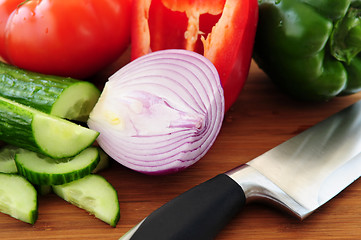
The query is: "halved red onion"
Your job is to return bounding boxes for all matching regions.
[87,49,224,175]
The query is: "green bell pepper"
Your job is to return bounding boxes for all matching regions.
[253,0,361,101]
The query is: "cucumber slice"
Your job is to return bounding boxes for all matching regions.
[0,145,23,173]
[0,96,99,158]
[33,185,52,196]
[51,82,100,122]
[53,174,120,227]
[92,148,110,173]
[0,62,100,122]
[0,173,37,224]
[15,147,100,185]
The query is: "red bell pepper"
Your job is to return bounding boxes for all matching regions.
[131,0,258,112]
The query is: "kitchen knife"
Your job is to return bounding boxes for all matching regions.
[120,100,361,240]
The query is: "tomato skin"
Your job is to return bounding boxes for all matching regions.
[0,0,132,79]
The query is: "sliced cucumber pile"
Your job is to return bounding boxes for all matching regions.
[53,174,120,227]
[0,61,100,122]
[0,63,120,227]
[0,173,37,224]
[15,147,100,185]
[0,144,119,227]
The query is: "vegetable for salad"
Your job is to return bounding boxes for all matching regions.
[0,0,132,79]
[253,0,361,101]
[88,49,224,175]
[34,184,52,196]
[0,145,22,173]
[0,96,99,159]
[0,62,100,122]
[131,0,258,111]
[92,148,110,173]
[53,174,120,227]
[33,147,109,195]
[0,173,37,224]
[15,147,100,185]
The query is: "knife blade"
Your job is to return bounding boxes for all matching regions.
[120,100,361,240]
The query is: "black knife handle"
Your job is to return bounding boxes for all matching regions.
[130,173,246,240]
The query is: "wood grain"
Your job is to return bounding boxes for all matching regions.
[1,61,361,239]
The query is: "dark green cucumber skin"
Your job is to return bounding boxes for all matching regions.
[16,164,101,185]
[15,153,100,185]
[0,97,42,154]
[0,61,78,114]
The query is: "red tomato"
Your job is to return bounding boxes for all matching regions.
[0,0,132,79]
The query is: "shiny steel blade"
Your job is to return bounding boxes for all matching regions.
[248,100,361,214]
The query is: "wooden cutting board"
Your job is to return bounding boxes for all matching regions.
[1,61,361,240]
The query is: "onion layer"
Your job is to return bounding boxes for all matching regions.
[87,49,224,175]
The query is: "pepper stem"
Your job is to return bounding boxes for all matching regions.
[330,7,361,64]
